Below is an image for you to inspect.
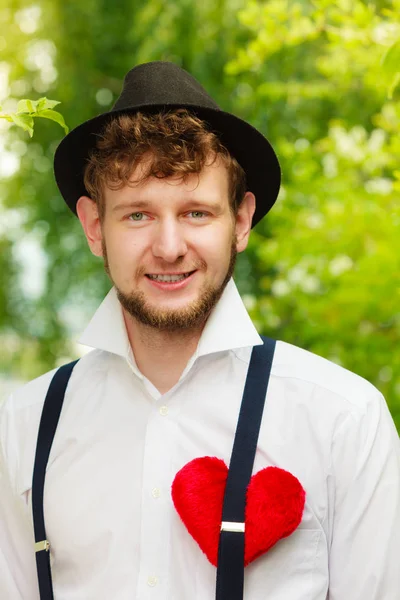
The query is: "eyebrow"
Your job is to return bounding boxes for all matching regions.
[112,200,152,213]
[112,199,224,213]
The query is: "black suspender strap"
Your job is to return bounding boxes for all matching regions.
[32,360,79,600]
[216,336,276,600]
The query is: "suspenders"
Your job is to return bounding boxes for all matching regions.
[32,360,79,600]
[32,338,276,599]
[216,337,275,599]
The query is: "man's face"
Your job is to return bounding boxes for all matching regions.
[79,157,254,331]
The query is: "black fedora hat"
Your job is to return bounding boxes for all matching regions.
[54,61,281,227]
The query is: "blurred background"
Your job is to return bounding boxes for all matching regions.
[0,0,399,430]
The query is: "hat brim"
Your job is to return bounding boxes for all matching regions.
[54,103,281,228]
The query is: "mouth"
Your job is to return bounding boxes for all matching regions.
[145,271,195,282]
[144,270,197,290]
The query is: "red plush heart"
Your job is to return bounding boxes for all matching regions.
[171,457,306,566]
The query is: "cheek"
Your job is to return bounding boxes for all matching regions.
[195,228,233,267]
[103,230,146,273]
[105,227,140,255]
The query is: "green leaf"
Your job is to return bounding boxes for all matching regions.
[381,39,400,76]
[16,97,62,115]
[10,113,34,136]
[381,38,400,65]
[34,109,69,134]
[36,97,61,111]
[388,72,400,100]
[17,99,36,114]
[380,39,400,99]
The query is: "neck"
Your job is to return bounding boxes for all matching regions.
[123,310,205,394]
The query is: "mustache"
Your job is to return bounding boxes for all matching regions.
[136,258,207,277]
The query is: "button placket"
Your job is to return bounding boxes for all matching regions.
[137,400,174,598]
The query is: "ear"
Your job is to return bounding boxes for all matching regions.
[235,192,256,253]
[76,196,103,257]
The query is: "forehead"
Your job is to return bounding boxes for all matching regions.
[104,156,230,207]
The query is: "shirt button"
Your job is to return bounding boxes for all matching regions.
[147,575,158,587]
[159,405,168,416]
[152,487,161,499]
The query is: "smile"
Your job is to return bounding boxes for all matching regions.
[146,272,194,282]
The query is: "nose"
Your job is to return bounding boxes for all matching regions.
[152,217,188,263]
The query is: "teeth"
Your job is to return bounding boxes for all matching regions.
[148,273,191,282]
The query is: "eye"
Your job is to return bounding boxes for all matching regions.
[128,212,147,221]
[188,211,207,219]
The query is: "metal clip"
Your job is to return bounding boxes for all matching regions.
[35,540,50,553]
[220,521,245,533]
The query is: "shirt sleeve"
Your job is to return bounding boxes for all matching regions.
[0,396,40,599]
[328,390,400,599]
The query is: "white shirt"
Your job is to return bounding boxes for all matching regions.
[1,279,399,600]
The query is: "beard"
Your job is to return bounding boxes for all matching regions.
[102,237,237,332]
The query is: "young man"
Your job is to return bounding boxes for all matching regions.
[1,61,399,600]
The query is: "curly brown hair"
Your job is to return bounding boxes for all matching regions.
[83,109,247,221]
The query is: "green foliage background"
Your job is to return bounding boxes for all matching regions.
[1,0,399,430]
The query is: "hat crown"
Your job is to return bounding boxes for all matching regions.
[113,61,220,112]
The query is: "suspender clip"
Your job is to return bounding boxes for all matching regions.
[220,521,245,533]
[35,540,50,553]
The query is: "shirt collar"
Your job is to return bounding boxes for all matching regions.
[196,279,262,357]
[78,278,262,361]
